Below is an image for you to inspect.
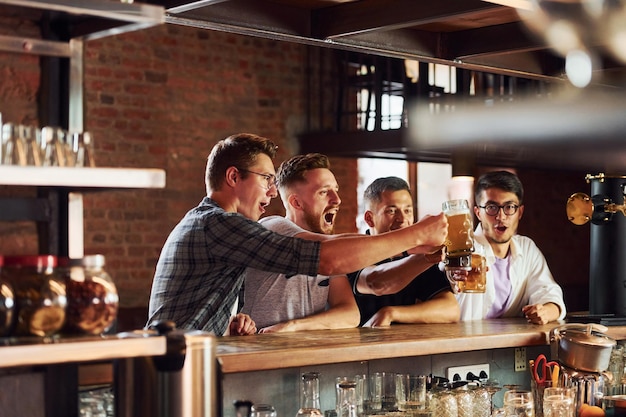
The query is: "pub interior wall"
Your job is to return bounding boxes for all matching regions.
[0,15,591,325]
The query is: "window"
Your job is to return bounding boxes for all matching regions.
[357,159,458,232]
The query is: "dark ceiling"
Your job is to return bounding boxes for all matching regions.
[154,0,626,85]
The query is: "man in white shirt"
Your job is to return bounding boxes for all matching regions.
[455,170,566,324]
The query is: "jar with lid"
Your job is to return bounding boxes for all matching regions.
[63,255,118,335]
[0,255,16,336]
[4,255,66,337]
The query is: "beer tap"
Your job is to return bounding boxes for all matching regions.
[566,173,626,225]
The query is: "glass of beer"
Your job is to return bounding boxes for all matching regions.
[442,199,474,271]
[458,253,487,293]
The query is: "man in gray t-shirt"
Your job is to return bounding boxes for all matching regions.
[242,154,359,333]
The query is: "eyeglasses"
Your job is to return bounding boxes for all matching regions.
[237,168,277,189]
[478,203,520,216]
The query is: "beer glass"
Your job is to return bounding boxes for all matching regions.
[442,199,474,271]
[458,244,487,293]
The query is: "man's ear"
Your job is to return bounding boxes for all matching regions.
[225,166,239,187]
[364,210,375,228]
[473,205,481,220]
[287,194,301,210]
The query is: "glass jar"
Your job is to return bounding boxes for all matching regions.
[454,384,473,417]
[63,255,118,335]
[0,255,16,336]
[472,384,492,417]
[4,255,66,337]
[433,387,458,417]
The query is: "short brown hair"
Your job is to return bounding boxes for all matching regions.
[276,153,330,189]
[205,133,278,192]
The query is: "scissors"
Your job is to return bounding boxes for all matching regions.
[532,354,559,384]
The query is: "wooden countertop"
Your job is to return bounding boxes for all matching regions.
[0,334,166,368]
[216,319,626,373]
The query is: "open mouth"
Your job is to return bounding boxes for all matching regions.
[495,224,507,232]
[324,210,338,225]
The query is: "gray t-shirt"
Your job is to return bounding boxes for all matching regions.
[241,216,331,329]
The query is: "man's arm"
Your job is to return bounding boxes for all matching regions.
[356,253,441,296]
[521,303,561,325]
[258,276,360,333]
[520,237,567,323]
[363,291,460,327]
[317,213,448,276]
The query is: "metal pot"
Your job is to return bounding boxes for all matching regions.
[550,323,616,373]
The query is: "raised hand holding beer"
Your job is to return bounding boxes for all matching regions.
[442,199,488,294]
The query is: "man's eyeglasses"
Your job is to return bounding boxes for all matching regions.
[478,203,520,216]
[237,168,278,189]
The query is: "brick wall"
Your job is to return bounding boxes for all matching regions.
[0,11,41,255]
[81,24,357,308]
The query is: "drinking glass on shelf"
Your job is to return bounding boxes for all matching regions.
[335,377,359,417]
[24,125,43,166]
[503,389,534,417]
[2,122,27,166]
[484,379,502,414]
[381,372,397,412]
[296,371,323,417]
[251,403,277,417]
[542,387,575,417]
[472,383,492,417]
[42,126,67,167]
[360,372,382,415]
[396,374,427,413]
[72,131,96,167]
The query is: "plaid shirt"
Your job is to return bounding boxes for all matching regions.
[148,197,321,335]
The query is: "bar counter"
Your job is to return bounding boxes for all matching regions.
[216,319,626,373]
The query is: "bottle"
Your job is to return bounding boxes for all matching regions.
[296,372,323,417]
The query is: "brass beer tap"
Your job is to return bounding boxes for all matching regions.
[566,173,626,225]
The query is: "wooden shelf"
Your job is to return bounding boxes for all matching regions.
[0,166,166,189]
[0,334,166,368]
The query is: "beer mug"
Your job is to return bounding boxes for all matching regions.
[457,244,487,293]
[442,199,474,271]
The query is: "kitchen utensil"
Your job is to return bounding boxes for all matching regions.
[533,354,560,385]
[550,323,616,372]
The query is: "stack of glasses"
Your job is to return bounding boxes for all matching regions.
[1,120,95,167]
